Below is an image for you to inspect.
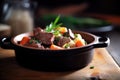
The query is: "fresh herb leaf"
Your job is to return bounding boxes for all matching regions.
[45,15,62,33]
[63,43,70,48]
[53,15,60,25]
[29,37,41,44]
[90,66,94,69]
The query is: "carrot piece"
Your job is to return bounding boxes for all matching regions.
[50,44,64,50]
[20,36,30,45]
[58,27,67,34]
[75,39,85,47]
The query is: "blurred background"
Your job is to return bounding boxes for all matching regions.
[0,0,120,22]
[1,0,120,20]
[32,0,120,15]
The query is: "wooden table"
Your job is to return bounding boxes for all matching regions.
[0,48,120,80]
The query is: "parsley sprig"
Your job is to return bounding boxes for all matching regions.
[45,15,62,34]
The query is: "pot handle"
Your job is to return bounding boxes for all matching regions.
[93,36,110,48]
[0,37,14,49]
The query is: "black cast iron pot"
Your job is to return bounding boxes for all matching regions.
[0,31,110,71]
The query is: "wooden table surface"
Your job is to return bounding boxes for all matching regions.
[0,48,120,80]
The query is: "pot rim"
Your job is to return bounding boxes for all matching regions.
[11,30,97,51]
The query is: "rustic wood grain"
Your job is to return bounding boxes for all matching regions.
[0,48,120,80]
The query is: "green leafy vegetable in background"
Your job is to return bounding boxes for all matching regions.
[41,14,111,30]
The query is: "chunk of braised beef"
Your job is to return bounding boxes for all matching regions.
[53,36,62,45]
[34,28,54,45]
[33,27,44,36]
[57,37,70,47]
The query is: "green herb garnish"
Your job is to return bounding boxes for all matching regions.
[90,66,94,69]
[63,43,70,48]
[45,15,62,36]
[29,37,41,44]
